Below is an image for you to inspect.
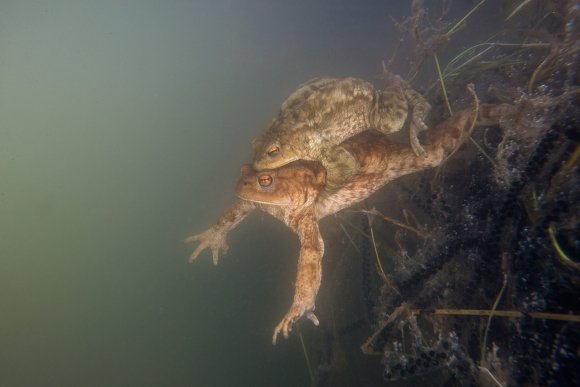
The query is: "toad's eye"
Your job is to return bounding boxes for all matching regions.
[266,145,280,158]
[258,175,273,187]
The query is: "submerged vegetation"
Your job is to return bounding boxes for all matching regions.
[300,1,579,385]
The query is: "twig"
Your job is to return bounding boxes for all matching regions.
[339,223,361,253]
[336,215,370,239]
[434,53,453,116]
[367,214,400,295]
[298,332,314,384]
[410,308,580,322]
[564,144,580,173]
[356,209,427,238]
[528,51,552,94]
[447,0,487,36]
[464,85,498,168]
[505,0,533,21]
[481,253,509,365]
[548,223,580,271]
[361,303,411,354]
[479,366,506,387]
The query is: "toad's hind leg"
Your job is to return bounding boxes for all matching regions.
[404,88,431,157]
[322,145,359,192]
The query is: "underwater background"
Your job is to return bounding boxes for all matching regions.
[1,1,578,386]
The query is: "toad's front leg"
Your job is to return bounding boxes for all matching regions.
[185,200,255,265]
[272,214,324,344]
[404,88,430,157]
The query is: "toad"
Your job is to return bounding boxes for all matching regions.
[252,76,431,191]
[186,103,512,344]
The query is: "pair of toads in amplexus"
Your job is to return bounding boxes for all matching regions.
[185,75,513,344]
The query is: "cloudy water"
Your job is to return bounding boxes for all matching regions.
[2,1,579,386]
[0,1,405,386]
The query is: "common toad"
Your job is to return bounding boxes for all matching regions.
[252,77,430,191]
[186,104,511,344]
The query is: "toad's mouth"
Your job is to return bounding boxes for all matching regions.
[253,155,299,170]
[235,193,292,206]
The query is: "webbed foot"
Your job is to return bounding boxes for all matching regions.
[184,227,229,265]
[272,302,319,345]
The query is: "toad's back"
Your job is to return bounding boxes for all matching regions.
[252,77,421,190]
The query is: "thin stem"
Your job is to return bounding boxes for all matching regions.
[299,332,314,384]
[481,254,508,365]
[357,209,427,238]
[468,136,498,167]
[367,215,400,295]
[447,0,487,36]
[434,53,453,116]
[505,0,533,21]
[410,308,580,322]
[548,223,580,270]
[339,223,361,253]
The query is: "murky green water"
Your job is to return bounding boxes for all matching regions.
[0,1,401,386]
[3,1,579,386]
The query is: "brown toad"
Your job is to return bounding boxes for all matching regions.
[252,76,431,191]
[186,103,512,344]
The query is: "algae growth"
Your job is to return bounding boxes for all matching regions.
[301,1,579,386]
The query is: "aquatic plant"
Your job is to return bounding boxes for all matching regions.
[306,1,580,385]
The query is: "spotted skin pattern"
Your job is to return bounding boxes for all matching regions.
[187,104,512,344]
[252,77,431,191]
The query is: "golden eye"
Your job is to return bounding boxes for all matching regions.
[266,145,280,158]
[258,175,273,187]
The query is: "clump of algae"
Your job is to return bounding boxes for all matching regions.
[307,2,580,386]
